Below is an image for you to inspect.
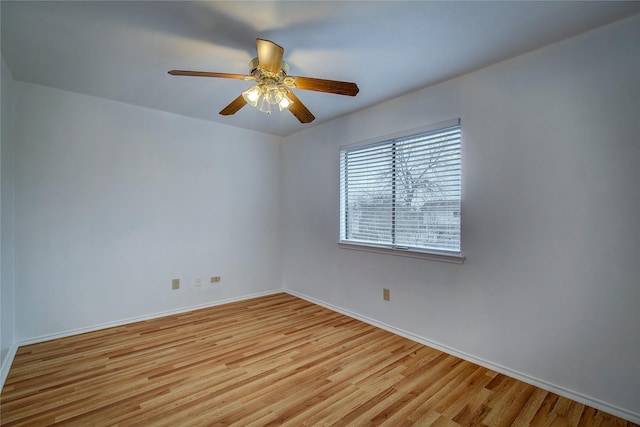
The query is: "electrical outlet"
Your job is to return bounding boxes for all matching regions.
[210,276,221,283]
[194,277,202,288]
[383,288,390,301]
[172,278,180,290]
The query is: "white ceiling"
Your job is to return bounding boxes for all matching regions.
[2,1,639,137]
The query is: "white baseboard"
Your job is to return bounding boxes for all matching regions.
[0,342,19,391]
[16,289,282,347]
[285,290,640,425]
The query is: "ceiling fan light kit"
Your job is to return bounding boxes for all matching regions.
[169,38,359,124]
[242,82,293,115]
[242,56,293,114]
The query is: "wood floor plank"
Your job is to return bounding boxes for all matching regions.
[1,293,635,426]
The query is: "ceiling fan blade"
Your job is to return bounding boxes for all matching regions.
[285,91,315,124]
[168,70,254,80]
[219,95,247,116]
[256,39,284,74]
[288,76,359,96]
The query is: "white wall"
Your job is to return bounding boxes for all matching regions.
[282,15,640,420]
[13,83,284,340]
[1,55,17,378]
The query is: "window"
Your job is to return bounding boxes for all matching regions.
[339,119,463,262]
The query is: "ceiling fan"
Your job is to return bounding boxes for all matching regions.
[169,38,359,124]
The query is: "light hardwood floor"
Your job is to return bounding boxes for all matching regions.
[1,293,635,426]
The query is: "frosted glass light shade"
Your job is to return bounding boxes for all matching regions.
[264,84,283,105]
[257,94,272,114]
[278,92,292,111]
[242,85,262,107]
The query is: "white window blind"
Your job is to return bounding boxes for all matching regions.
[340,120,461,256]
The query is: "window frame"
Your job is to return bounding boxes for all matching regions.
[338,119,465,264]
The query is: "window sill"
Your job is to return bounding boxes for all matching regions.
[338,242,465,264]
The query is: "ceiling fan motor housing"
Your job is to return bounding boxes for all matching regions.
[249,57,290,83]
